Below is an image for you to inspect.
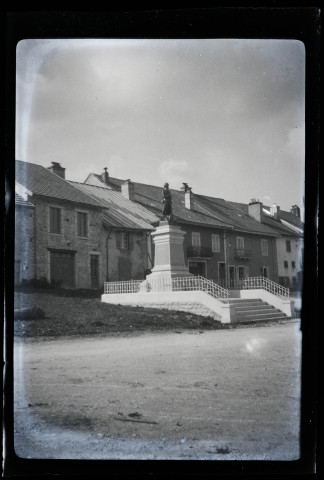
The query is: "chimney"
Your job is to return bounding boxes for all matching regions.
[270,203,280,221]
[47,162,65,179]
[290,205,301,218]
[121,179,135,201]
[181,183,194,210]
[248,199,263,222]
[101,167,109,185]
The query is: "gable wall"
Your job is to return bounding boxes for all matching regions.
[33,197,104,288]
[15,205,35,283]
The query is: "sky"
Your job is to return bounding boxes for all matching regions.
[16,38,305,214]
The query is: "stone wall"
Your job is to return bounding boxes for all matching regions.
[15,204,35,283]
[102,290,228,322]
[33,197,103,289]
[105,230,150,282]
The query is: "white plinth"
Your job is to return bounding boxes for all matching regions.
[145,222,192,289]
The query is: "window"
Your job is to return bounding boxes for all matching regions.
[236,237,244,250]
[292,261,296,269]
[261,266,269,278]
[261,239,268,256]
[211,234,220,252]
[49,207,61,234]
[15,260,21,285]
[284,260,288,268]
[286,240,291,252]
[279,276,289,287]
[192,232,201,247]
[116,231,129,250]
[237,266,245,281]
[77,211,88,237]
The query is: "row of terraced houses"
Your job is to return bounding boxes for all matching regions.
[15,160,304,291]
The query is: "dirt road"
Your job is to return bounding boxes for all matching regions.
[14,321,301,460]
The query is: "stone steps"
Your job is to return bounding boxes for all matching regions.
[228,298,289,323]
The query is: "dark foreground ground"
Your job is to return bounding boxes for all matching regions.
[12,289,302,461]
[13,288,300,340]
[14,288,224,339]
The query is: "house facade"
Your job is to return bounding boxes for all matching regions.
[263,204,303,289]
[181,224,277,288]
[31,196,104,288]
[70,181,159,282]
[85,171,280,289]
[233,201,304,290]
[15,160,302,292]
[15,161,108,289]
[14,190,35,285]
[275,236,303,288]
[15,160,157,289]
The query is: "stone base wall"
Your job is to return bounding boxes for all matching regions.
[102,290,230,322]
[128,301,221,321]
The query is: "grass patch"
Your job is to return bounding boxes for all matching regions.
[14,290,224,339]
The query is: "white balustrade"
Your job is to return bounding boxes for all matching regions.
[243,276,290,298]
[104,275,229,302]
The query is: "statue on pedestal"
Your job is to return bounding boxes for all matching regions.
[161,183,173,222]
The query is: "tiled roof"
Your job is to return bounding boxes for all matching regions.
[267,207,304,230]
[86,172,304,237]
[15,192,34,207]
[132,183,232,229]
[196,195,279,236]
[263,216,302,236]
[230,201,303,236]
[88,173,288,236]
[15,160,103,208]
[86,176,236,229]
[70,182,157,231]
[84,173,122,191]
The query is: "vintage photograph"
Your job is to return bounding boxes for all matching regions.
[12,37,306,462]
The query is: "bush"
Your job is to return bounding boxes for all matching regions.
[14,306,45,320]
[19,277,63,290]
[21,277,51,289]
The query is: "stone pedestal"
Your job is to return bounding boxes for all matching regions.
[145,221,192,290]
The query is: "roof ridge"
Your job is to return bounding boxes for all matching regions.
[15,160,104,208]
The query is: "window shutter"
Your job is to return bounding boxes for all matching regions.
[50,207,61,234]
[237,237,244,250]
[128,233,133,250]
[116,232,121,249]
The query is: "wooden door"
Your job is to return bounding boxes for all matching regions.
[90,254,99,289]
[50,251,75,288]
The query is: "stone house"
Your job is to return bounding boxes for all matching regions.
[69,181,159,282]
[15,160,106,289]
[15,160,157,289]
[85,170,287,289]
[231,200,304,289]
[14,190,35,285]
[263,203,303,289]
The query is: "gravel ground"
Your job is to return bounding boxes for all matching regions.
[14,320,302,461]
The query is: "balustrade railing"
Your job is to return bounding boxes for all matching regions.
[187,246,213,258]
[104,275,229,302]
[104,279,143,294]
[243,276,290,298]
[234,248,253,259]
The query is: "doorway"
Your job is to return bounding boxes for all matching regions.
[218,262,226,287]
[189,261,206,277]
[261,266,269,278]
[50,250,75,288]
[118,257,132,281]
[228,265,235,288]
[90,254,100,289]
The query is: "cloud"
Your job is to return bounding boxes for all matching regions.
[158,159,189,189]
[285,126,305,158]
[16,38,305,210]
